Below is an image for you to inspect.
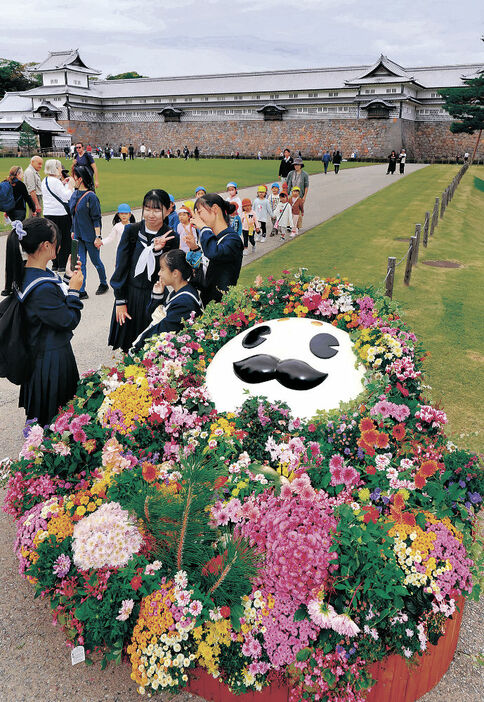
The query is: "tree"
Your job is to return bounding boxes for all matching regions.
[17,123,38,156]
[0,58,41,98]
[106,71,146,80]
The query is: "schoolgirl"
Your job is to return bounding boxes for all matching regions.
[131,249,203,353]
[101,203,136,248]
[226,182,242,215]
[186,193,243,306]
[108,188,180,352]
[4,217,83,426]
[272,190,294,240]
[69,165,108,299]
[268,182,280,236]
[177,205,198,252]
[252,185,272,241]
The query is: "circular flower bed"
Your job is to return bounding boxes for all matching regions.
[4,271,483,701]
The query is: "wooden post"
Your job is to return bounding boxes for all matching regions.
[440,192,446,218]
[431,197,439,236]
[412,224,421,264]
[404,237,416,286]
[385,257,396,299]
[423,212,430,247]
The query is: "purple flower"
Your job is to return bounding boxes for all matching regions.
[53,554,71,578]
[468,492,482,504]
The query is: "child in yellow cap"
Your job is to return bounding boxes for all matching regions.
[252,185,272,242]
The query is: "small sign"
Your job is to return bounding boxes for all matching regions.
[71,645,85,665]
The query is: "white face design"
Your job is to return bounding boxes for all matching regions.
[206,318,366,420]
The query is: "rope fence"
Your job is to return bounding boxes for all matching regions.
[383,162,469,299]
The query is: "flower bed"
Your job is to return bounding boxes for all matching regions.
[4,272,483,701]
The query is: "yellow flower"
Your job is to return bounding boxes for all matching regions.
[76,505,86,517]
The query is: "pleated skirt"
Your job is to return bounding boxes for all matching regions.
[19,343,79,427]
[108,285,152,353]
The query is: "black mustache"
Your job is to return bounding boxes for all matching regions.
[233,354,327,391]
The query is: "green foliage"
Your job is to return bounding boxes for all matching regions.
[17,123,37,155]
[0,58,40,98]
[106,71,146,80]
[439,74,484,135]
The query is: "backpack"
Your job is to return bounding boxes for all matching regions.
[0,278,56,385]
[0,180,15,213]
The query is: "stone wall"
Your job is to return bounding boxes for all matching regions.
[58,118,482,161]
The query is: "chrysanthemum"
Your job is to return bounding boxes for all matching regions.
[331,612,360,637]
[307,599,337,628]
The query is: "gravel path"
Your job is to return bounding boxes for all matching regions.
[1,163,482,701]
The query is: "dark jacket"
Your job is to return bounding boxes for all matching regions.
[7,178,35,217]
[69,189,102,242]
[278,156,294,178]
[199,225,243,305]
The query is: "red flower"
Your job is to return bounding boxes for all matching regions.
[361,429,379,446]
[414,472,427,489]
[308,423,316,432]
[130,575,142,591]
[213,475,229,490]
[220,606,231,618]
[164,387,178,403]
[396,382,409,397]
[359,417,375,432]
[393,493,405,512]
[142,462,157,483]
[366,465,376,475]
[392,424,406,441]
[362,505,380,524]
[420,460,439,478]
[376,432,389,449]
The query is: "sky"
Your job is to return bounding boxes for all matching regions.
[3,0,483,78]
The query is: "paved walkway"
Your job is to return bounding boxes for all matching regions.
[2,162,482,702]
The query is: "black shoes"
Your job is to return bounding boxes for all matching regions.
[79,291,89,299]
[95,283,109,295]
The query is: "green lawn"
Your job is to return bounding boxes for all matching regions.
[0,156,375,216]
[240,165,484,452]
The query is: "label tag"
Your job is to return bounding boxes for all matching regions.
[71,645,85,665]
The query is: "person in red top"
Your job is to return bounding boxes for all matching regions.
[289,186,304,237]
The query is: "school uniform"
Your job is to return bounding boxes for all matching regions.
[108,221,180,352]
[69,189,107,293]
[18,268,83,426]
[198,225,243,306]
[132,283,202,352]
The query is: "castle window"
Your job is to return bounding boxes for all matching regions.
[184,97,192,102]
[289,93,298,98]
[365,89,376,94]
[328,91,338,97]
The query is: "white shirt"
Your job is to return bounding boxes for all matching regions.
[41,176,73,216]
[102,221,125,246]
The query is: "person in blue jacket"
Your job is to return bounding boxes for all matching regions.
[108,188,179,353]
[167,194,180,231]
[186,193,243,306]
[321,150,332,174]
[69,165,108,299]
[5,217,84,426]
[131,249,203,353]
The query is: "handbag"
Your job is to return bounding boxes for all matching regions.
[44,177,72,219]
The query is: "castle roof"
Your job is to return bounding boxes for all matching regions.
[32,49,101,75]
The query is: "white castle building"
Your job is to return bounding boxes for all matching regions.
[0,50,481,158]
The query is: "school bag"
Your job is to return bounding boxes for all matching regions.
[0,180,15,213]
[0,278,57,385]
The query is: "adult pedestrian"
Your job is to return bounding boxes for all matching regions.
[121,144,128,161]
[4,217,84,426]
[128,143,135,160]
[321,150,331,174]
[42,159,73,272]
[278,148,294,182]
[183,145,189,160]
[108,188,179,352]
[104,143,111,162]
[194,146,200,160]
[74,142,99,188]
[332,150,342,174]
[2,166,36,295]
[187,193,243,306]
[140,143,146,159]
[398,148,406,174]
[386,151,397,175]
[24,156,43,216]
[69,165,108,299]
[286,157,309,202]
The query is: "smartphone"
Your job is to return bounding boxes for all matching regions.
[71,239,79,269]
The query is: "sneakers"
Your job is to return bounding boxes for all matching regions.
[280,234,285,240]
[243,249,248,257]
[95,283,109,295]
[79,291,89,299]
[251,245,256,253]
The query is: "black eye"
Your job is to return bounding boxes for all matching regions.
[242,325,271,349]
[310,333,339,359]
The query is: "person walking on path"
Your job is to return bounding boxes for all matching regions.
[332,150,342,174]
[278,148,294,183]
[398,149,406,174]
[387,151,397,175]
[140,143,146,159]
[24,156,43,215]
[322,150,331,174]
[252,185,272,241]
[42,159,73,272]
[121,145,128,161]
[100,204,136,250]
[272,190,293,240]
[194,146,200,160]
[268,182,280,234]
[240,198,260,255]
[286,157,309,202]
[74,143,99,189]
[4,217,84,426]
[69,165,108,299]
[128,144,135,160]
[186,193,243,306]
[289,186,304,236]
[108,188,179,353]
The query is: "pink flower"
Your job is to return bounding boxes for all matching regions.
[116,599,134,621]
[52,554,71,578]
[189,599,203,617]
[307,599,337,628]
[331,612,360,637]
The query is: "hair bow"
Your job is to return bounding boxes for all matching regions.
[12,220,27,241]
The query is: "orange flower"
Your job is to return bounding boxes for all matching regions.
[414,473,427,489]
[359,417,375,432]
[376,432,389,449]
[142,461,157,483]
[361,429,379,446]
[420,460,439,478]
[392,424,406,441]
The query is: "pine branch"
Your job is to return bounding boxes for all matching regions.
[177,482,193,570]
[208,552,239,595]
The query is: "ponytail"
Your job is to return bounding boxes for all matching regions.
[6,217,59,291]
[160,248,194,283]
[194,193,236,225]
